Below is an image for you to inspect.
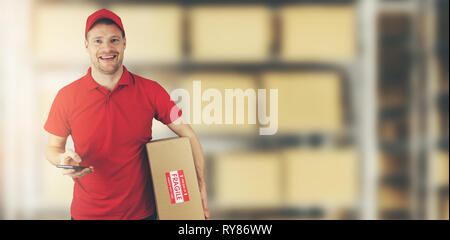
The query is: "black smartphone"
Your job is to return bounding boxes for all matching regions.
[56,165,89,171]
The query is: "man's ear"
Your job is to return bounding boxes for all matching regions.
[123,36,126,50]
[84,38,89,52]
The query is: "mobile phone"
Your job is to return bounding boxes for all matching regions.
[56,165,89,171]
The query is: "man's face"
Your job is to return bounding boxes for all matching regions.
[85,23,126,75]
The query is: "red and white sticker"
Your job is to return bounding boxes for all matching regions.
[165,170,190,204]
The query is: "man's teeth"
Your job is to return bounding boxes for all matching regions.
[101,55,115,59]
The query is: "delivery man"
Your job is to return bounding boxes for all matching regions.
[44,9,210,220]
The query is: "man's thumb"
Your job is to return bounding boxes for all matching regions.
[65,149,82,163]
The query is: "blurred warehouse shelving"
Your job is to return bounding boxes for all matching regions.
[0,0,447,219]
[377,0,449,220]
[27,0,366,220]
[436,0,449,220]
[377,8,414,220]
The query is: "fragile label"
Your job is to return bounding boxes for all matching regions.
[166,170,190,204]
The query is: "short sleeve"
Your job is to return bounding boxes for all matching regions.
[44,90,71,137]
[153,83,182,125]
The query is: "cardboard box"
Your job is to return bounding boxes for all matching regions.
[379,152,408,176]
[181,73,258,134]
[436,151,449,186]
[378,185,409,211]
[214,152,282,208]
[190,6,272,62]
[262,72,343,133]
[145,137,205,220]
[444,198,449,220]
[282,147,358,207]
[280,5,356,62]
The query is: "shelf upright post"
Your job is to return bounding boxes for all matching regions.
[419,0,439,220]
[357,0,378,220]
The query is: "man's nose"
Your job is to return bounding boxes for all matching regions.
[100,41,114,51]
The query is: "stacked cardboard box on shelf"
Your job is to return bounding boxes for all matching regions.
[444,198,449,220]
[262,72,343,133]
[181,73,258,134]
[279,5,356,62]
[282,148,358,207]
[378,152,408,176]
[190,6,271,62]
[213,148,358,210]
[436,151,449,186]
[213,152,281,208]
[377,152,410,217]
[378,185,410,212]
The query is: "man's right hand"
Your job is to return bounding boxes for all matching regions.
[60,149,94,178]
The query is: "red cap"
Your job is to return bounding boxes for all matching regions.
[85,9,125,38]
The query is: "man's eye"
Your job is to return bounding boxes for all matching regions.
[111,39,119,43]
[94,40,101,44]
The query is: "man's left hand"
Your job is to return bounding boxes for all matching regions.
[200,187,210,220]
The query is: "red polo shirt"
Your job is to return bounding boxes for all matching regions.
[44,66,182,220]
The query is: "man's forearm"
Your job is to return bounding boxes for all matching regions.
[45,146,65,166]
[186,132,210,219]
[188,134,207,190]
[167,121,208,191]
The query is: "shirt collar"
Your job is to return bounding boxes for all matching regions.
[85,66,131,91]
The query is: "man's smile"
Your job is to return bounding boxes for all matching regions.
[99,54,117,62]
